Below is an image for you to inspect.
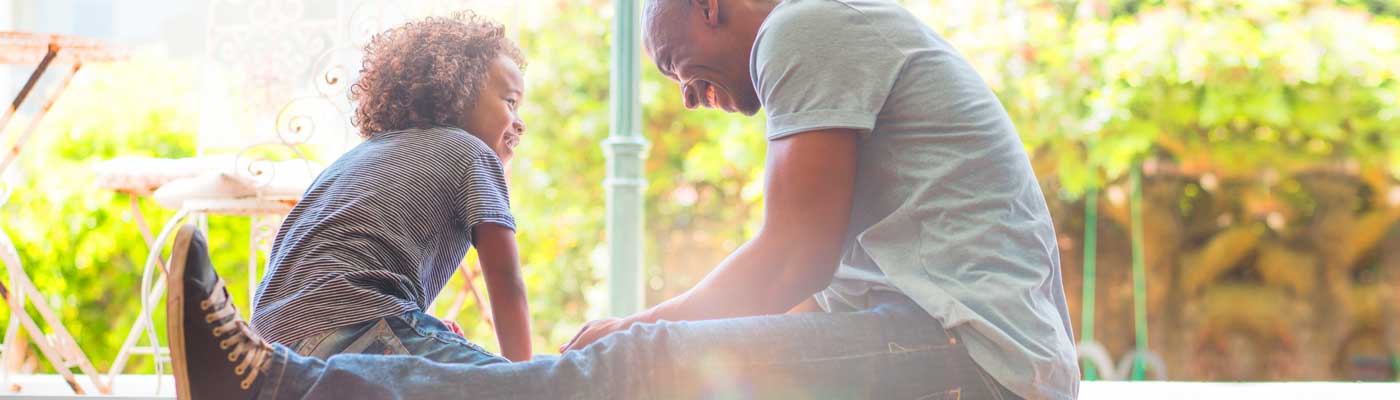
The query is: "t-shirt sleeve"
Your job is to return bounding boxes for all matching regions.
[751,1,908,140]
[455,151,516,237]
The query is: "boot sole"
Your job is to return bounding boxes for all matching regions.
[166,224,197,400]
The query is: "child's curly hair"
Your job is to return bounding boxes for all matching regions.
[350,11,525,138]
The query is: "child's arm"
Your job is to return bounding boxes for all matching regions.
[473,222,532,362]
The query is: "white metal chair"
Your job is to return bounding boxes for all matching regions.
[0,32,127,395]
[100,0,372,392]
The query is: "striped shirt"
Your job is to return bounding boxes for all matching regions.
[250,126,514,345]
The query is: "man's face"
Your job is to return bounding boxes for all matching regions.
[644,2,762,116]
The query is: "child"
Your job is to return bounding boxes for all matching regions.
[250,11,532,363]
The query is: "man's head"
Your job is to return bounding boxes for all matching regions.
[643,0,777,116]
[351,11,527,163]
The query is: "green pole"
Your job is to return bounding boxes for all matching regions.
[603,0,649,317]
[1081,188,1099,380]
[1129,165,1150,380]
[1393,353,1399,381]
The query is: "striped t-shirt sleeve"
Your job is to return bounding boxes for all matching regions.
[455,152,515,237]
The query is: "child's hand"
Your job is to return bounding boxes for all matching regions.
[439,318,466,338]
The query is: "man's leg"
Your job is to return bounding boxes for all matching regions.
[169,224,1012,399]
[260,302,1012,399]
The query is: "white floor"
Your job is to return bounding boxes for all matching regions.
[1079,381,1400,399]
[3,375,1400,399]
[1,375,173,399]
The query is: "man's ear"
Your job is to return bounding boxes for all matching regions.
[696,0,720,26]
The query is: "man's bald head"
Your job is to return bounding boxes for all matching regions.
[644,0,690,21]
[643,0,689,50]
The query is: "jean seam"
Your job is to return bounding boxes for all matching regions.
[916,388,961,400]
[294,330,333,357]
[887,341,954,354]
[401,313,499,358]
[263,347,289,399]
[429,331,497,357]
[974,364,1007,400]
[711,342,955,368]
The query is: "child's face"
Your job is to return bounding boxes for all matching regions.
[464,56,526,165]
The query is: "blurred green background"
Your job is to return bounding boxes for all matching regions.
[1,0,1397,381]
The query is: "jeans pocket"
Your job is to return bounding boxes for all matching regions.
[342,319,411,356]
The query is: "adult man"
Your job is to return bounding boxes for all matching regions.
[168,1,1078,399]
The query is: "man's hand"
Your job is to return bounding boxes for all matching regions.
[558,317,634,353]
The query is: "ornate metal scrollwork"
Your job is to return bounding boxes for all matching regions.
[206,0,396,187]
[209,0,513,186]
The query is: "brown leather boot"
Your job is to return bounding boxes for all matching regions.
[167,224,275,400]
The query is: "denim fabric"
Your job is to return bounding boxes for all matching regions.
[257,297,1020,400]
[286,310,507,367]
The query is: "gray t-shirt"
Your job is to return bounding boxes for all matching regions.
[751,1,1079,398]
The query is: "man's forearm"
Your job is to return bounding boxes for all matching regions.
[636,235,836,324]
[560,131,856,352]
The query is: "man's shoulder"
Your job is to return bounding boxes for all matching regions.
[764,0,906,27]
[761,0,860,35]
[755,0,908,58]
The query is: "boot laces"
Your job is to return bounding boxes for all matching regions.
[200,279,273,390]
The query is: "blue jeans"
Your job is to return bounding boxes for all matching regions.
[286,311,507,367]
[257,298,1020,399]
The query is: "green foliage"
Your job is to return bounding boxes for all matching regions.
[1,57,259,374]
[1339,0,1400,17]
[911,0,1400,198]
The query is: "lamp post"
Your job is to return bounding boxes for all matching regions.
[603,0,649,317]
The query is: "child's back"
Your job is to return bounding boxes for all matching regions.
[251,126,511,345]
